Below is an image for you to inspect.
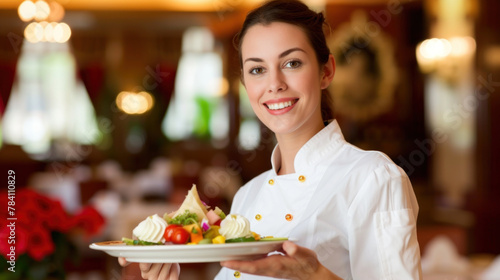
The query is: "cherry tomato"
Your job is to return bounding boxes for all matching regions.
[214,219,221,226]
[171,227,190,244]
[164,224,181,242]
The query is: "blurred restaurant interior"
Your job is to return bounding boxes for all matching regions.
[0,0,500,279]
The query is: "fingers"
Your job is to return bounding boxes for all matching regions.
[249,253,270,260]
[283,241,315,262]
[118,257,130,267]
[168,263,181,280]
[139,262,153,274]
[140,263,159,279]
[221,255,286,276]
[282,241,297,256]
[157,263,173,280]
[138,262,179,280]
[283,241,319,275]
[221,242,321,280]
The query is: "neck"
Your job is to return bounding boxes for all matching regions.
[275,120,324,175]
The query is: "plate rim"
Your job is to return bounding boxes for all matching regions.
[90,239,287,250]
[89,239,289,263]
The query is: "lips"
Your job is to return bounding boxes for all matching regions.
[264,99,298,111]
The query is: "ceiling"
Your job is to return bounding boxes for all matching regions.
[2,0,262,12]
[0,0,421,38]
[0,0,417,12]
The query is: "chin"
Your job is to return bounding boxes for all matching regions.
[264,121,300,136]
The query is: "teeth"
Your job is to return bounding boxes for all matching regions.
[268,101,293,110]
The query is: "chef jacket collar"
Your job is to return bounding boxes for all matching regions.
[270,119,346,175]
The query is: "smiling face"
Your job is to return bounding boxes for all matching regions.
[241,22,332,138]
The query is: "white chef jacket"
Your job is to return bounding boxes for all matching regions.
[215,120,422,280]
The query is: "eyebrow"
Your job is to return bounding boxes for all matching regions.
[243,47,306,64]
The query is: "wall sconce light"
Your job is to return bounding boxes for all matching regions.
[116,91,154,115]
[416,36,476,84]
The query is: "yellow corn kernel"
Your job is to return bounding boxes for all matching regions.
[212,235,226,244]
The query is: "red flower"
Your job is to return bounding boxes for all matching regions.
[73,206,106,238]
[15,188,74,232]
[2,188,106,263]
[16,202,40,228]
[45,200,73,233]
[32,191,55,225]
[0,223,29,260]
[16,188,41,209]
[15,225,29,257]
[0,192,7,219]
[27,225,55,261]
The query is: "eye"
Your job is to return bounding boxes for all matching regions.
[249,67,265,75]
[284,60,302,69]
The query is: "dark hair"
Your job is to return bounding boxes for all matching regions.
[234,0,334,120]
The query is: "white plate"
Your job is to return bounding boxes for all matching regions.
[89,240,287,263]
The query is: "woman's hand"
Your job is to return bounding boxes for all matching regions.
[220,241,343,280]
[118,257,180,280]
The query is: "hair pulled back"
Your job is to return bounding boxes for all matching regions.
[234,0,334,121]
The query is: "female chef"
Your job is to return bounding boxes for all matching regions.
[120,0,422,279]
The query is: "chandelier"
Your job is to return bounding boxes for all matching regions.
[18,0,71,43]
[1,1,99,159]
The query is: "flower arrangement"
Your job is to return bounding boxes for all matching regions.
[0,188,106,280]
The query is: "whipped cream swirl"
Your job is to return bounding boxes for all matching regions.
[132,214,167,243]
[219,214,252,240]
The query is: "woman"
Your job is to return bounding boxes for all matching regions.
[120,0,422,279]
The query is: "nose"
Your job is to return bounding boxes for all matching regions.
[267,70,287,93]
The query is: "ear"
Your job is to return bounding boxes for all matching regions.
[320,54,335,90]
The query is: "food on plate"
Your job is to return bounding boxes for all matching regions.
[131,214,168,243]
[170,226,190,244]
[122,184,287,246]
[169,183,208,222]
[219,214,253,241]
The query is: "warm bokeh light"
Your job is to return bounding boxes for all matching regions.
[418,37,475,61]
[449,36,476,57]
[24,21,71,43]
[18,0,36,22]
[53,22,71,43]
[116,91,154,115]
[34,0,50,21]
[18,0,71,44]
[419,38,452,59]
[43,21,56,42]
[416,36,476,74]
[24,22,44,43]
[47,1,64,22]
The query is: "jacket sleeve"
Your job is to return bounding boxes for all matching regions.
[347,163,422,280]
